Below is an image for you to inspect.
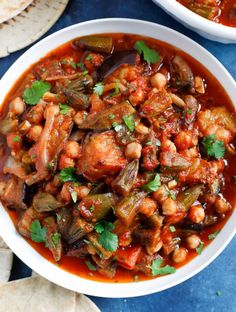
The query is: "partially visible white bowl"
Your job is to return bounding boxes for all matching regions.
[153,0,236,43]
[0,18,235,298]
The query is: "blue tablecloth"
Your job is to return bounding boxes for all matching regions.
[1,1,235,311]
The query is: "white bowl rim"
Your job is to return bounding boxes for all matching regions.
[0,18,235,298]
[153,0,236,41]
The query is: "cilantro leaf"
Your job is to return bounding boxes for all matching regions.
[196,242,204,255]
[13,136,21,142]
[150,259,176,276]
[59,167,78,182]
[142,173,161,192]
[59,103,70,115]
[98,230,118,252]
[134,40,160,64]
[85,260,97,271]
[71,190,78,203]
[89,204,95,212]
[71,61,77,69]
[23,81,51,105]
[208,230,220,240]
[202,134,226,159]
[109,113,115,120]
[51,232,60,246]
[112,122,123,132]
[77,62,86,71]
[123,114,135,132]
[94,221,118,252]
[93,82,104,96]
[30,220,47,243]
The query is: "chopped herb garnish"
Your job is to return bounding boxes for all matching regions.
[187,108,193,114]
[94,221,118,252]
[77,62,86,71]
[85,260,97,271]
[134,275,139,282]
[123,114,135,132]
[145,141,153,146]
[71,61,77,69]
[59,167,78,182]
[13,136,20,142]
[59,103,70,115]
[156,139,161,147]
[142,173,161,192]
[109,113,115,120]
[23,80,51,105]
[134,40,160,64]
[208,230,220,240]
[150,259,176,276]
[89,204,95,212]
[196,242,204,255]
[202,134,225,160]
[109,82,120,97]
[86,55,93,61]
[30,220,47,243]
[93,82,104,96]
[83,70,88,76]
[112,122,123,132]
[169,226,176,233]
[51,232,60,246]
[71,191,78,203]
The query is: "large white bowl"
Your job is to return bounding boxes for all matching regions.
[153,0,236,43]
[0,18,235,298]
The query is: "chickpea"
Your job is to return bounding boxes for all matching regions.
[59,154,75,170]
[125,142,142,159]
[28,125,43,142]
[74,111,87,126]
[135,123,149,135]
[215,196,231,214]
[9,97,25,115]
[65,141,81,159]
[152,185,169,204]
[172,247,188,263]
[76,185,90,199]
[186,234,201,249]
[161,139,177,153]
[138,197,157,217]
[162,197,178,216]
[188,204,205,223]
[151,73,167,90]
[27,105,44,124]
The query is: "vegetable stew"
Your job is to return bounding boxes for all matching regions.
[177,0,236,27]
[0,33,235,283]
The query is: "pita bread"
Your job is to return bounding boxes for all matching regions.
[0,237,13,284]
[0,276,100,312]
[0,0,69,58]
[0,0,33,23]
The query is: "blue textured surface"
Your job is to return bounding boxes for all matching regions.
[1,0,236,311]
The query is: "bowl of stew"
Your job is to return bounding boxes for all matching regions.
[152,0,236,43]
[0,18,235,297]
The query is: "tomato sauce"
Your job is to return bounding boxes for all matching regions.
[1,33,236,282]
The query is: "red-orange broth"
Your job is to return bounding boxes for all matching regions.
[0,33,235,283]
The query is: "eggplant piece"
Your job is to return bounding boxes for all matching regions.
[115,191,146,226]
[160,152,192,171]
[73,36,113,54]
[98,50,137,80]
[61,88,90,109]
[88,233,113,260]
[78,193,119,222]
[133,228,162,255]
[203,215,218,226]
[17,207,45,238]
[77,101,136,130]
[140,90,172,117]
[33,192,64,212]
[43,217,62,262]
[1,177,27,210]
[162,237,181,255]
[112,160,139,196]
[67,74,93,92]
[56,208,72,239]
[98,264,117,279]
[177,185,203,211]
[184,95,199,125]
[66,217,94,245]
[172,55,194,90]
[22,183,38,207]
[180,222,203,232]
[3,156,28,180]
[65,239,88,258]
[89,183,106,195]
